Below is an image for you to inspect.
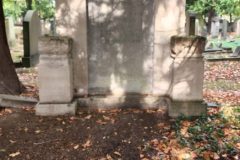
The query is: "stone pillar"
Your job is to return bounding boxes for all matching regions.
[22,10,41,67]
[153,0,186,96]
[36,36,76,116]
[169,36,207,117]
[55,0,88,96]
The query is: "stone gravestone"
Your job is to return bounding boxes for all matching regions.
[235,19,240,36]
[186,12,196,35]
[5,17,16,47]
[211,17,220,38]
[22,10,41,67]
[220,19,228,39]
[230,46,240,57]
[170,36,207,117]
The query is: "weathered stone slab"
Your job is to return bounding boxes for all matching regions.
[36,102,77,116]
[37,36,76,116]
[22,10,41,67]
[38,36,73,103]
[169,101,207,117]
[78,95,170,110]
[169,36,207,117]
[230,46,240,57]
[235,19,240,36]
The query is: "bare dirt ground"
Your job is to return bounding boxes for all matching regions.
[0,61,239,160]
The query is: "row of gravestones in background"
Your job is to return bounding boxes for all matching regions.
[5,11,53,67]
[186,12,240,38]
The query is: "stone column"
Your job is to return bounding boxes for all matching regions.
[169,36,207,117]
[36,36,76,116]
[153,0,186,96]
[55,0,88,96]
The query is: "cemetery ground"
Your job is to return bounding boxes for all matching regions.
[0,61,239,160]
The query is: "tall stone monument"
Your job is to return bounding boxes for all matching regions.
[37,0,207,117]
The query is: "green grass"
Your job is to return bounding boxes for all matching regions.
[204,80,240,91]
[209,38,240,50]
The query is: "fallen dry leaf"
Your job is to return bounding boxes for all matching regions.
[84,115,92,120]
[96,119,107,125]
[82,140,92,148]
[9,151,20,157]
[113,151,121,156]
[74,144,79,150]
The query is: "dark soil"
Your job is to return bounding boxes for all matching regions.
[0,108,169,160]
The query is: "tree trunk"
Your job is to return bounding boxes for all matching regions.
[0,1,21,94]
[25,0,32,10]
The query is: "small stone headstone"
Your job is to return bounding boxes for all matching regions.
[220,19,228,39]
[211,18,220,38]
[235,19,240,36]
[230,46,240,57]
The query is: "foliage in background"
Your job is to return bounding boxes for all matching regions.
[186,0,240,19]
[3,0,55,21]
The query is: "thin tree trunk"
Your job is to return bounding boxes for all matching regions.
[0,0,21,94]
[26,0,32,10]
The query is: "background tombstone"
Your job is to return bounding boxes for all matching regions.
[22,10,41,67]
[5,16,16,47]
[220,19,228,39]
[235,19,240,36]
[40,20,51,36]
[186,12,196,35]
[195,19,207,37]
[211,17,220,38]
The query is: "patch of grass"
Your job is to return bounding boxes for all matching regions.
[204,80,240,91]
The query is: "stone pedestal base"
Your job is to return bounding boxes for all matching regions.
[169,101,207,118]
[22,54,39,67]
[36,101,77,116]
[78,95,170,110]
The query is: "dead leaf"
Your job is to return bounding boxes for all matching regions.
[103,115,111,121]
[114,151,121,156]
[96,120,107,125]
[106,154,113,160]
[9,140,17,144]
[35,130,41,134]
[84,115,92,120]
[9,151,20,157]
[74,144,79,150]
[82,140,92,148]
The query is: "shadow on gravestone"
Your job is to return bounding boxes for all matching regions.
[22,10,41,67]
